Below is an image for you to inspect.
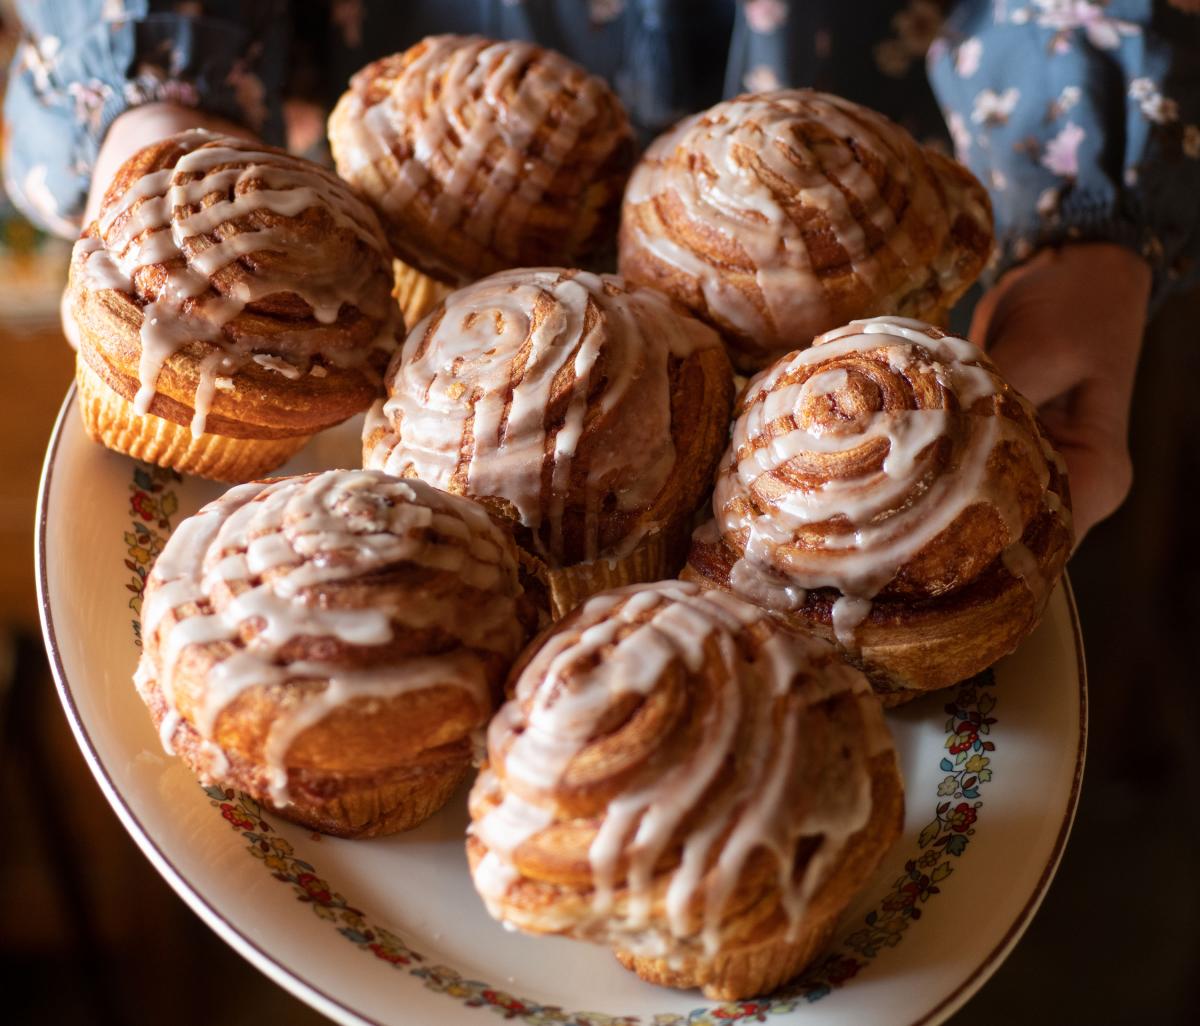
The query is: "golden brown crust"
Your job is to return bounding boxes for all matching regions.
[364,268,735,611]
[76,354,310,481]
[466,581,903,999]
[137,470,541,837]
[612,759,904,999]
[328,36,635,283]
[67,130,399,479]
[71,270,389,435]
[135,667,470,838]
[683,317,1073,702]
[618,90,993,372]
[683,507,1070,706]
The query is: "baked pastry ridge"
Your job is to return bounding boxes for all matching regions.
[619,89,993,371]
[685,315,1073,702]
[69,130,398,478]
[364,267,735,615]
[135,469,533,837]
[467,580,902,1000]
[328,34,635,283]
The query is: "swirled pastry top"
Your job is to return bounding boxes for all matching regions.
[469,579,895,955]
[619,90,993,371]
[328,35,636,283]
[364,267,734,567]
[712,316,1071,624]
[69,131,397,437]
[137,469,530,804]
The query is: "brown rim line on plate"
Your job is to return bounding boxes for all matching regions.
[909,577,1087,1026]
[36,386,376,1026]
[36,384,1088,1026]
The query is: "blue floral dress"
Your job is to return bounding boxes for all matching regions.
[5,1,1198,301]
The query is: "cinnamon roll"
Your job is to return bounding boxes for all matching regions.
[68,131,399,482]
[363,267,735,618]
[135,469,537,838]
[619,90,993,372]
[683,316,1073,704]
[328,35,635,289]
[467,580,903,1000]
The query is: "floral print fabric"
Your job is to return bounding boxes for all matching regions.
[3,1,288,236]
[5,1,1198,300]
[927,1,1200,301]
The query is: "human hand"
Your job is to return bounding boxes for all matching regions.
[971,242,1151,546]
[63,104,257,349]
[83,102,256,226]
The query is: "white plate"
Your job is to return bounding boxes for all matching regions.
[37,386,1086,1026]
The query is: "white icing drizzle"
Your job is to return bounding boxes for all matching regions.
[714,316,1065,643]
[139,469,525,804]
[252,353,303,379]
[831,595,874,651]
[330,35,629,280]
[621,90,989,363]
[70,131,396,435]
[1000,541,1046,605]
[364,268,721,566]
[470,580,893,957]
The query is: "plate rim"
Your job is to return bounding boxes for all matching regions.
[35,383,1089,1026]
[36,385,374,1026]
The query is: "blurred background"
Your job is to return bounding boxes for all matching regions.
[0,5,1196,1025]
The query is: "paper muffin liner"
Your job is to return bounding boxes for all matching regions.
[393,258,454,329]
[76,355,308,482]
[544,518,693,620]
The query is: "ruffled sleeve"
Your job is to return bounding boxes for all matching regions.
[3,1,289,237]
[927,0,1200,302]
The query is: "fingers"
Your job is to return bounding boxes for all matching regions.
[970,244,1149,542]
[969,251,1044,349]
[982,310,1090,408]
[60,289,79,351]
[1052,435,1133,547]
[1038,375,1134,545]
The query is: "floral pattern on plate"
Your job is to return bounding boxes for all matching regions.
[121,460,1002,1024]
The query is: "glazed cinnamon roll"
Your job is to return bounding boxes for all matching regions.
[67,131,398,482]
[467,580,903,1001]
[363,267,735,617]
[684,316,1073,704]
[619,90,993,372]
[135,469,537,838]
[328,35,635,288]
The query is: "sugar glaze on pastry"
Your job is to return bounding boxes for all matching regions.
[714,315,1070,650]
[137,469,526,807]
[74,131,396,436]
[329,35,634,282]
[365,267,732,568]
[619,90,992,370]
[468,580,896,960]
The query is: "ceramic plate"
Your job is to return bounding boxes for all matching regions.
[37,386,1086,1026]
